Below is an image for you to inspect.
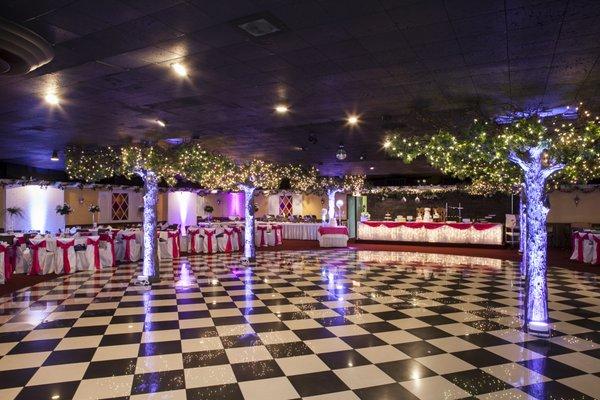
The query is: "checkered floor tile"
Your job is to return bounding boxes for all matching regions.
[0,249,598,400]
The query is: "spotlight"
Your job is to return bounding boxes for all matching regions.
[274,104,289,114]
[359,153,366,160]
[171,62,188,77]
[155,119,166,127]
[44,93,60,106]
[51,150,59,161]
[346,114,359,126]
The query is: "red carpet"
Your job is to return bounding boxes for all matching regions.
[1,241,596,296]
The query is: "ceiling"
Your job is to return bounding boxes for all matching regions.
[0,0,599,177]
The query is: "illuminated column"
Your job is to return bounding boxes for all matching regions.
[242,185,256,262]
[141,171,160,282]
[519,186,527,276]
[509,145,564,337]
[327,188,338,226]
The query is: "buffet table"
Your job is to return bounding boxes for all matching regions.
[280,222,321,240]
[358,221,503,245]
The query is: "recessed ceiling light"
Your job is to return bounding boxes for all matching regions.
[274,104,289,114]
[155,119,166,127]
[171,62,187,77]
[347,114,359,126]
[44,93,59,106]
[50,150,59,161]
[369,166,374,170]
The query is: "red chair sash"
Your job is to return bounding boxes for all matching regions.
[204,230,215,254]
[0,243,12,281]
[188,229,200,254]
[257,226,268,247]
[15,236,26,246]
[273,225,283,245]
[122,234,136,262]
[167,231,180,258]
[57,240,75,274]
[28,240,46,275]
[593,235,600,265]
[224,229,234,252]
[86,238,101,269]
[233,226,244,250]
[99,234,116,267]
[572,232,587,262]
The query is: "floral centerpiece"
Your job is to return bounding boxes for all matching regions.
[56,203,73,215]
[5,206,23,232]
[88,204,100,227]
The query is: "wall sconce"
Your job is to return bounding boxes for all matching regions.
[573,195,580,207]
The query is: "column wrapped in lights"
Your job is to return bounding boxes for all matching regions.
[241,184,256,261]
[509,145,564,336]
[327,188,338,226]
[141,170,159,282]
[384,114,600,337]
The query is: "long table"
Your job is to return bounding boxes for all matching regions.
[358,221,503,245]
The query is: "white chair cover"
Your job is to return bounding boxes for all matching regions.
[272,225,283,246]
[55,238,77,274]
[117,232,141,263]
[218,227,237,253]
[84,236,102,270]
[187,227,202,254]
[570,232,589,262]
[99,234,116,267]
[256,225,269,247]
[28,238,54,275]
[201,228,218,254]
[0,241,11,284]
[13,235,28,274]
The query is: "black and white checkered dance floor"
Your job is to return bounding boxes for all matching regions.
[0,249,598,400]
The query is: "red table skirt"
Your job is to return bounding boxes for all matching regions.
[361,221,499,231]
[318,226,349,235]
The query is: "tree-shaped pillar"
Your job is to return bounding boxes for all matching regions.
[242,184,256,262]
[327,188,339,226]
[509,145,564,337]
[140,170,160,282]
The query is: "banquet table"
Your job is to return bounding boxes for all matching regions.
[317,226,349,248]
[571,231,600,264]
[358,221,503,245]
[280,222,322,240]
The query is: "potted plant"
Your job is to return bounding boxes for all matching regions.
[56,203,73,215]
[88,204,100,227]
[5,206,23,232]
[204,205,214,221]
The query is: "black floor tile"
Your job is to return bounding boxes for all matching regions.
[318,350,371,370]
[231,359,284,382]
[444,369,513,395]
[288,370,349,397]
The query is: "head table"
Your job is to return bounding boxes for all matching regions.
[358,221,503,245]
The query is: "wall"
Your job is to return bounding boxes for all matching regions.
[365,192,513,222]
[5,185,65,232]
[167,191,197,228]
[548,190,600,225]
[65,188,99,226]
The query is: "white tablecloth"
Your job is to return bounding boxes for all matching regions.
[280,223,321,240]
[357,222,503,245]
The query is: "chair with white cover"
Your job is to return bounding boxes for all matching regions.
[570,231,589,262]
[166,230,180,259]
[28,238,54,275]
[272,224,283,246]
[218,227,237,253]
[256,225,269,247]
[99,233,116,267]
[85,236,103,270]
[505,214,520,246]
[157,231,171,260]
[12,235,28,274]
[55,238,76,274]
[187,227,202,254]
[590,234,600,265]
[201,227,218,254]
[118,232,141,263]
[232,225,244,252]
[0,242,12,284]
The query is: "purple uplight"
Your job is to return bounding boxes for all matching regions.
[225,192,244,218]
